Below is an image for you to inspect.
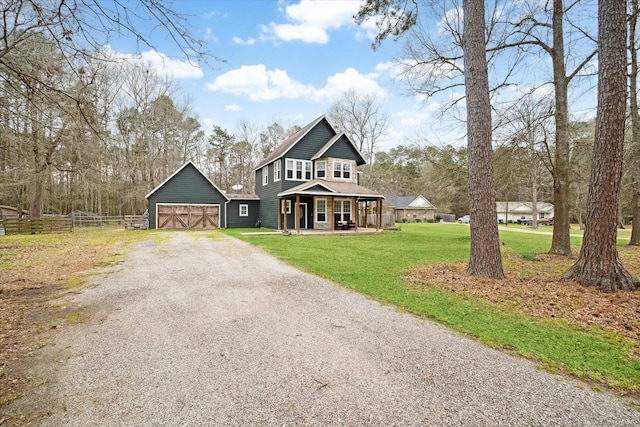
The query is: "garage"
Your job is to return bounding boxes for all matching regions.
[146,161,229,230]
[157,204,220,229]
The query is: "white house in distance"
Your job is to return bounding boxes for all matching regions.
[496,201,555,224]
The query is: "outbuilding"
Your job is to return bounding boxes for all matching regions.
[146,161,229,230]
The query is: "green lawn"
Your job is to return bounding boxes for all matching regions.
[223,223,640,394]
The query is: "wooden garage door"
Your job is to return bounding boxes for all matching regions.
[157,204,220,229]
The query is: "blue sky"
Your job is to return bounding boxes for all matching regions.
[105,0,449,151]
[106,0,598,151]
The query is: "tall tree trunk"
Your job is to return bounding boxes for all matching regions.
[630,0,640,246]
[463,0,504,279]
[550,0,572,255]
[562,0,639,292]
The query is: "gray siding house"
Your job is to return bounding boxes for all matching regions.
[253,115,384,232]
[146,116,385,231]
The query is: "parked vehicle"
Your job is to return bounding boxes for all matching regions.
[458,215,470,224]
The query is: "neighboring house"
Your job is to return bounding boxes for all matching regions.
[384,195,437,223]
[254,115,385,232]
[496,201,555,223]
[146,116,385,232]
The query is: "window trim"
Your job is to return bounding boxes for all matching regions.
[274,161,281,182]
[285,158,312,181]
[315,198,327,223]
[239,204,248,217]
[333,160,352,180]
[315,160,327,179]
[281,199,292,214]
[262,166,268,186]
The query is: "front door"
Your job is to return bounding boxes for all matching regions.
[299,203,307,229]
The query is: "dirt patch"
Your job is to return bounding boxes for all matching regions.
[0,230,136,413]
[405,246,640,344]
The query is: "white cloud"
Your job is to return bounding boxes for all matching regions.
[232,36,256,45]
[225,104,241,112]
[138,50,204,79]
[394,110,432,128]
[313,67,387,102]
[206,64,315,101]
[99,46,203,79]
[261,0,362,44]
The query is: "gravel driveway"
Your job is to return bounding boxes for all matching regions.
[13,231,640,426]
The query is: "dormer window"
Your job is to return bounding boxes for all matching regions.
[333,161,352,179]
[316,161,326,178]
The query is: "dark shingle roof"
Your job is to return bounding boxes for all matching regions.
[254,116,326,170]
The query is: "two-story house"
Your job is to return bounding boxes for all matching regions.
[254,115,384,233]
[145,115,384,232]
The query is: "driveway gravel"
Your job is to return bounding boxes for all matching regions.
[12,231,640,426]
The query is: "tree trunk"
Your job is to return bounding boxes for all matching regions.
[463,0,504,279]
[562,0,639,292]
[630,0,640,246]
[549,0,572,256]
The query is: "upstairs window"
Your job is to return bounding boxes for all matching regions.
[262,166,268,185]
[316,161,326,178]
[333,161,352,179]
[285,159,312,181]
[274,161,281,182]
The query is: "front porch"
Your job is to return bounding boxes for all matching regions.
[276,179,385,235]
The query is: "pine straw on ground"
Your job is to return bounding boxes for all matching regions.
[405,246,640,344]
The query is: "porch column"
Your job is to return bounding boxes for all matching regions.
[377,199,382,231]
[295,195,301,235]
[283,199,288,232]
[354,198,359,232]
[330,196,335,231]
[365,201,369,228]
[277,198,282,231]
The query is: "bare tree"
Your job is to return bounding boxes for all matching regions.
[562,0,639,292]
[326,90,389,167]
[495,92,555,228]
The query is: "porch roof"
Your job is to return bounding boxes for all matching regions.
[277,179,385,201]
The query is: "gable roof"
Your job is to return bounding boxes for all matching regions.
[254,116,329,170]
[384,194,436,209]
[145,161,229,201]
[311,132,366,165]
[278,179,384,200]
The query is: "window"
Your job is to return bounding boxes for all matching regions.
[333,161,352,179]
[334,199,351,223]
[239,204,248,217]
[342,162,351,179]
[316,161,326,178]
[286,159,294,179]
[316,199,327,222]
[285,159,312,181]
[274,161,281,182]
[262,167,268,185]
[281,199,291,214]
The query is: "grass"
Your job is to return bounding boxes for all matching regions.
[223,223,640,394]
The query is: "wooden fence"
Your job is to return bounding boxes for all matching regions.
[124,215,149,230]
[2,217,73,235]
